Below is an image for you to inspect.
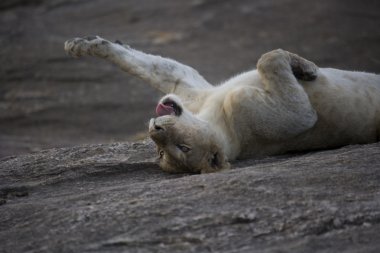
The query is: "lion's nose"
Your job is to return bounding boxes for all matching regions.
[149,118,165,133]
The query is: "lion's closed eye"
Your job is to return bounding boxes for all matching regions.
[177,144,191,153]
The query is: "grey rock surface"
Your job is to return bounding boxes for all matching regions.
[1,141,380,252]
[1,0,380,157]
[1,1,380,252]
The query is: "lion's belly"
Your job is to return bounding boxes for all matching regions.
[237,68,380,158]
[292,69,380,148]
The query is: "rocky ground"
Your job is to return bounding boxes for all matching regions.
[1,141,380,253]
[1,0,380,157]
[1,0,380,252]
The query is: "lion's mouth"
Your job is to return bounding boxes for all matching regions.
[155,98,182,117]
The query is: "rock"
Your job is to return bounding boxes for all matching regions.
[1,0,380,157]
[0,0,43,10]
[1,141,379,252]
[147,31,185,45]
[1,0,380,251]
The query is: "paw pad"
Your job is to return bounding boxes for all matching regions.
[64,36,104,57]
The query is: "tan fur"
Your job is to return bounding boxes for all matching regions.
[65,37,380,173]
[150,51,380,173]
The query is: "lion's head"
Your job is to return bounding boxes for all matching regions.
[148,94,230,173]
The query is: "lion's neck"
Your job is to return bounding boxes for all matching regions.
[196,96,240,160]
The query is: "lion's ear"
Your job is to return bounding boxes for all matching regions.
[201,150,231,174]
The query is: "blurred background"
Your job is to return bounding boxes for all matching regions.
[1,0,379,158]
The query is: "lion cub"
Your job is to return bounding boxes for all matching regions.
[65,36,380,173]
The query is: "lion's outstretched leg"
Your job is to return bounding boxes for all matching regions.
[64,36,212,98]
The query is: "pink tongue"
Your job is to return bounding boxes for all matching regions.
[156,103,175,116]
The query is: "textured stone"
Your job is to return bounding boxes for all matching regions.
[1,0,380,157]
[1,0,380,252]
[1,141,379,252]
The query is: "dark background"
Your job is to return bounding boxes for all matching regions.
[1,0,380,158]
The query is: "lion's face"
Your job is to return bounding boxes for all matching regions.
[149,95,230,173]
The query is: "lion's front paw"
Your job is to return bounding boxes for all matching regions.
[289,53,318,81]
[64,36,110,57]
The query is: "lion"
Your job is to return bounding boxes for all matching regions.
[64,36,380,173]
